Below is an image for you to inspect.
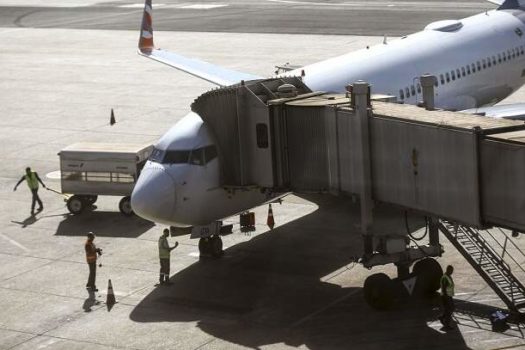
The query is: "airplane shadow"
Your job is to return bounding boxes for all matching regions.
[130,195,472,349]
[54,211,154,238]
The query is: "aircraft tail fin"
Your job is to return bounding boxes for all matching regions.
[139,0,154,53]
[137,0,262,86]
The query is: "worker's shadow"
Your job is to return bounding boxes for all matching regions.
[54,211,154,238]
[11,213,39,228]
[82,289,100,312]
[130,195,472,350]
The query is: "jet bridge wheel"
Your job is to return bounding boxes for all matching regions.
[413,258,443,296]
[67,195,85,215]
[119,196,134,216]
[363,273,394,310]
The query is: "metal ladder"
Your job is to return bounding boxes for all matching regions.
[439,220,525,313]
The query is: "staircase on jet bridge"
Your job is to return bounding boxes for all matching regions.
[439,221,525,313]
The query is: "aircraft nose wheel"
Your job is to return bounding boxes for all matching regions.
[198,236,223,258]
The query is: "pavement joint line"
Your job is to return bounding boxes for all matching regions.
[290,288,361,328]
[0,285,95,302]
[0,233,30,252]
[193,336,217,350]
[32,9,143,29]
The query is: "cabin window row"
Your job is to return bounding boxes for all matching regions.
[398,45,525,101]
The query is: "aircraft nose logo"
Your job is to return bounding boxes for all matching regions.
[131,165,176,223]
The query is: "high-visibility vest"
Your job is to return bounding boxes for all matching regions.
[158,236,170,259]
[85,241,97,263]
[25,172,38,190]
[441,274,455,297]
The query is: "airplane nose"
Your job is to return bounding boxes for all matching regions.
[131,165,176,223]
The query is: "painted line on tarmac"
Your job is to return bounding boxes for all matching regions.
[290,289,361,328]
[0,233,30,252]
[265,0,485,8]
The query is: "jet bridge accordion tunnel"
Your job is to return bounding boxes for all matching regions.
[192,77,525,234]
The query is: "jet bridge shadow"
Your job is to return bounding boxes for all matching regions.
[130,195,471,349]
[54,211,154,238]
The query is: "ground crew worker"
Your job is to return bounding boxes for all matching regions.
[158,228,178,285]
[13,167,46,215]
[439,265,455,330]
[85,232,102,291]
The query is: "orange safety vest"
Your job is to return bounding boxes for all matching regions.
[85,241,97,263]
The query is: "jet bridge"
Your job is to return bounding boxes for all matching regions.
[192,77,525,312]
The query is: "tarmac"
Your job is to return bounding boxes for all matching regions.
[3,1,525,350]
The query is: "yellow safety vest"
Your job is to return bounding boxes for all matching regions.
[441,274,455,297]
[158,236,170,259]
[25,172,39,190]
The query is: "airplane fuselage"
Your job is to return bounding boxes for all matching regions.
[297,9,525,110]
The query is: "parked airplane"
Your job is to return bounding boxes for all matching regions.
[131,0,525,255]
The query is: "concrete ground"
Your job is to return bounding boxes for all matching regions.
[3,1,525,349]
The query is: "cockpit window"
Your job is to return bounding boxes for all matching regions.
[149,148,165,162]
[149,146,218,165]
[164,150,191,164]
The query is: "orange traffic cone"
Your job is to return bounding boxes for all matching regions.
[267,204,275,230]
[106,279,116,311]
[110,109,116,125]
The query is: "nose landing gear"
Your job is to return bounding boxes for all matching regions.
[198,236,223,258]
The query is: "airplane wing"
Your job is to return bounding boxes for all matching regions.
[462,103,525,120]
[138,0,262,86]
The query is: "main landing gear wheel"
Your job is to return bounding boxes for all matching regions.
[198,236,223,258]
[84,195,98,205]
[67,195,85,215]
[363,273,394,310]
[413,258,443,297]
[119,196,133,216]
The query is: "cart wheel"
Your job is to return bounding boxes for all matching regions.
[85,195,98,205]
[67,195,85,215]
[119,196,133,216]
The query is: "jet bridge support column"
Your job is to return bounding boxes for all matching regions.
[353,81,374,255]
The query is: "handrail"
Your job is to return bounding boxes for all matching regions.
[486,227,525,276]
